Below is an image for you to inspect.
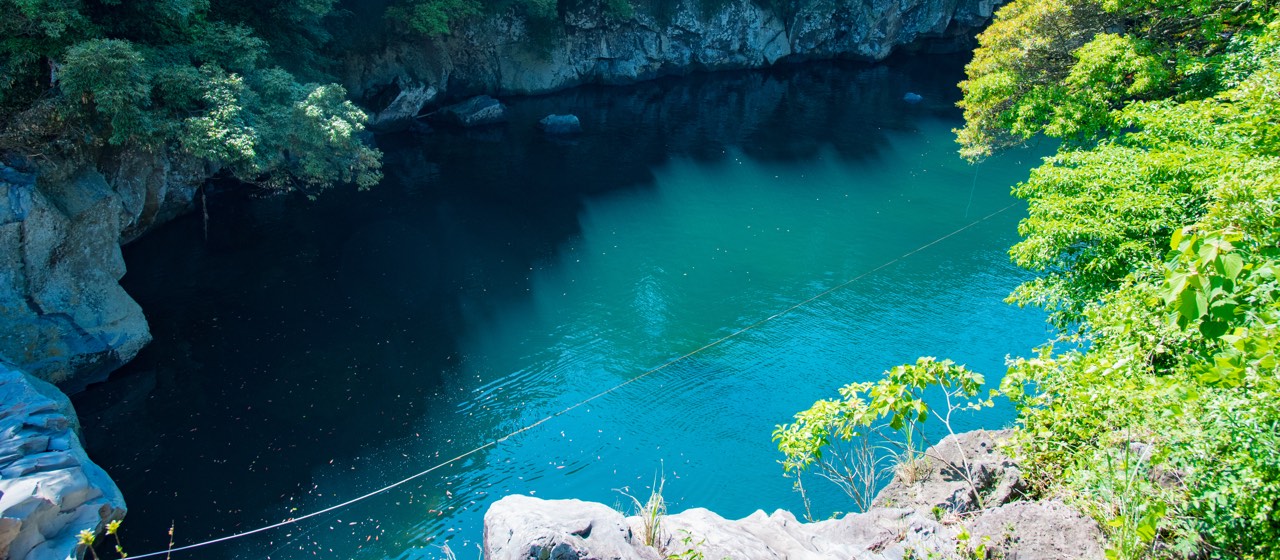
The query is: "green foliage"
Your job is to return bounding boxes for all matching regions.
[59,38,151,145]
[954,0,1114,159]
[0,0,382,193]
[774,358,994,511]
[386,0,483,37]
[956,0,1275,160]
[964,6,1280,556]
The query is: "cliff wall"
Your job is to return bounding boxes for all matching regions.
[0,150,204,393]
[344,0,997,126]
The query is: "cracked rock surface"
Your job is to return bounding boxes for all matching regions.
[0,362,125,560]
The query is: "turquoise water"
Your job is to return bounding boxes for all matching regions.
[74,56,1050,559]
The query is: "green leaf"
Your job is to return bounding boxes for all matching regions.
[1199,319,1229,338]
[1179,288,1208,322]
[1218,253,1244,280]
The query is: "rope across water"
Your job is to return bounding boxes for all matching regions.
[126,201,1019,559]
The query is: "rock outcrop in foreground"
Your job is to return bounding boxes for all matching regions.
[349,0,999,127]
[484,430,1106,560]
[0,362,126,560]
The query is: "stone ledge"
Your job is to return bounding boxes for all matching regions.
[483,430,1106,560]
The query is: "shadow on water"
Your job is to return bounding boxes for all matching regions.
[73,53,990,556]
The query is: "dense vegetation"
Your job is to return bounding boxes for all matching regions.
[0,0,381,191]
[780,0,1280,557]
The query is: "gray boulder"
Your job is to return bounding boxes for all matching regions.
[0,167,149,392]
[966,500,1107,559]
[872,429,1027,515]
[0,362,126,560]
[656,506,953,560]
[537,114,582,135]
[484,495,659,560]
[427,95,508,128]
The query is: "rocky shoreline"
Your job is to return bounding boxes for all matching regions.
[347,0,999,127]
[484,431,1106,559]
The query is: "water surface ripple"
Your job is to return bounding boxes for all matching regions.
[74,54,1050,560]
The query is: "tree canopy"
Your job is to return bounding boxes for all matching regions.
[0,0,381,191]
[968,1,1279,556]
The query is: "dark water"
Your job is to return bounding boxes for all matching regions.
[74,54,1050,559]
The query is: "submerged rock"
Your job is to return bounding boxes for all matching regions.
[426,95,509,128]
[537,114,583,135]
[0,362,125,560]
[903,92,924,103]
[483,430,1105,560]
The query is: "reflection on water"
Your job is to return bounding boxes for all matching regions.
[74,54,1049,559]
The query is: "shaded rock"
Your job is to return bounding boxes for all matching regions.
[426,95,508,128]
[345,0,1001,105]
[966,500,1106,559]
[0,362,126,560]
[0,146,204,391]
[872,429,1027,515]
[484,495,658,560]
[537,114,582,135]
[367,78,438,130]
[407,118,434,136]
[100,145,205,244]
[0,167,150,392]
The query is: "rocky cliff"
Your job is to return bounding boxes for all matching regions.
[345,0,998,126]
[0,150,204,392]
[483,431,1107,560]
[0,362,126,560]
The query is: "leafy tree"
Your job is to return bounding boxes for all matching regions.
[775,358,994,515]
[963,4,1280,557]
[58,38,151,145]
[0,0,382,193]
[386,0,484,37]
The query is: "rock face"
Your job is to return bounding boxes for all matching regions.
[968,500,1108,559]
[348,0,1000,122]
[0,362,126,560]
[367,78,439,129]
[0,150,204,391]
[426,95,510,128]
[483,430,1106,560]
[873,429,1027,515]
